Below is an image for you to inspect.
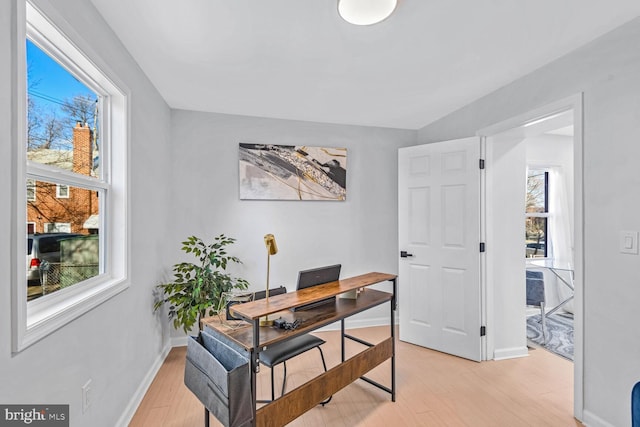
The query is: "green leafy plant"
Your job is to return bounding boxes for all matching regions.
[154,234,250,333]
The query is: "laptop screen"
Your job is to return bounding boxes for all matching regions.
[293,264,341,311]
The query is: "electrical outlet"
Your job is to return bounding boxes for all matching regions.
[82,379,92,413]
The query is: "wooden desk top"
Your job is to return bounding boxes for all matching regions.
[202,288,393,350]
[230,271,396,320]
[201,272,396,351]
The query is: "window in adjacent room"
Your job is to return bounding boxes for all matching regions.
[525,168,549,258]
[14,1,129,351]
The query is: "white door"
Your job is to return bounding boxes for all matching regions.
[398,137,482,361]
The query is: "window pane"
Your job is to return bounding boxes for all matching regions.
[526,169,548,213]
[525,217,547,258]
[27,179,99,234]
[26,40,100,178]
[27,179,100,300]
[27,233,100,301]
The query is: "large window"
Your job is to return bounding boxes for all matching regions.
[525,168,549,258]
[14,1,129,351]
[26,39,101,299]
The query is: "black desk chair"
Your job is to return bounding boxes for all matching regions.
[526,270,546,343]
[251,286,332,405]
[260,334,330,403]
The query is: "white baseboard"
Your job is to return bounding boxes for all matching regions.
[171,335,188,347]
[115,341,171,427]
[493,346,529,360]
[581,409,615,427]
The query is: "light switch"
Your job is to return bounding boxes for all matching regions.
[620,230,639,254]
[625,236,634,249]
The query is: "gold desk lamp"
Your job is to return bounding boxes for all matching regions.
[260,234,278,326]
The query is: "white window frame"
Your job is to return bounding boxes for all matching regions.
[55,183,69,198]
[12,0,130,352]
[525,167,551,259]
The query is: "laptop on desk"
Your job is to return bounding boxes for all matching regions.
[291,264,341,312]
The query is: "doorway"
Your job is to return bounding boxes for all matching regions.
[524,122,575,361]
[478,94,584,420]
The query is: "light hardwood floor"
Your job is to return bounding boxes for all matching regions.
[129,326,581,426]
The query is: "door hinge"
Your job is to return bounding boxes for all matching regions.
[479,159,485,169]
[479,242,486,252]
[480,326,486,336]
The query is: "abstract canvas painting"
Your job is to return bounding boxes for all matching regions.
[239,143,347,200]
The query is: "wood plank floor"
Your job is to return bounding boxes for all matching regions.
[129,326,581,427]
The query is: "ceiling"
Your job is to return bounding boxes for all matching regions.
[89,1,640,130]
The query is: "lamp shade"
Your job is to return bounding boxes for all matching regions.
[338,0,397,26]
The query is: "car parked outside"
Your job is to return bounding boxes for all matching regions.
[526,242,546,258]
[27,233,82,285]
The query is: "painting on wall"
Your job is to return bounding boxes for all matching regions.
[239,143,347,201]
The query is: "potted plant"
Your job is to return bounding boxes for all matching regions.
[154,234,250,333]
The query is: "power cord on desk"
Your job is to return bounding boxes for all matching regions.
[273,317,301,330]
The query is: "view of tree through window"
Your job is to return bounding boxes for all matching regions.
[26,40,101,300]
[525,169,549,258]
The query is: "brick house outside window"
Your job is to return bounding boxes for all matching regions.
[27,122,99,235]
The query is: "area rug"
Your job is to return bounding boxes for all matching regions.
[526,313,574,361]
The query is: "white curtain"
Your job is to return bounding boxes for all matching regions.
[548,167,574,312]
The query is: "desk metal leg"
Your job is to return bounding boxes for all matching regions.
[548,267,574,291]
[345,278,397,401]
[251,319,260,427]
[545,295,574,317]
[204,408,209,427]
[545,267,574,318]
[341,319,346,363]
[391,278,396,402]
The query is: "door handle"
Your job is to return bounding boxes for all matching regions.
[400,251,414,258]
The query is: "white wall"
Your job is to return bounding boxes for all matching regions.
[418,16,640,427]
[0,1,173,426]
[167,110,416,340]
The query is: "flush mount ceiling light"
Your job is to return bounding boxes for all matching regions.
[338,0,398,26]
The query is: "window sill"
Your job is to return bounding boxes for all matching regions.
[15,276,128,352]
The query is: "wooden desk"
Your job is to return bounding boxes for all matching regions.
[202,272,397,427]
